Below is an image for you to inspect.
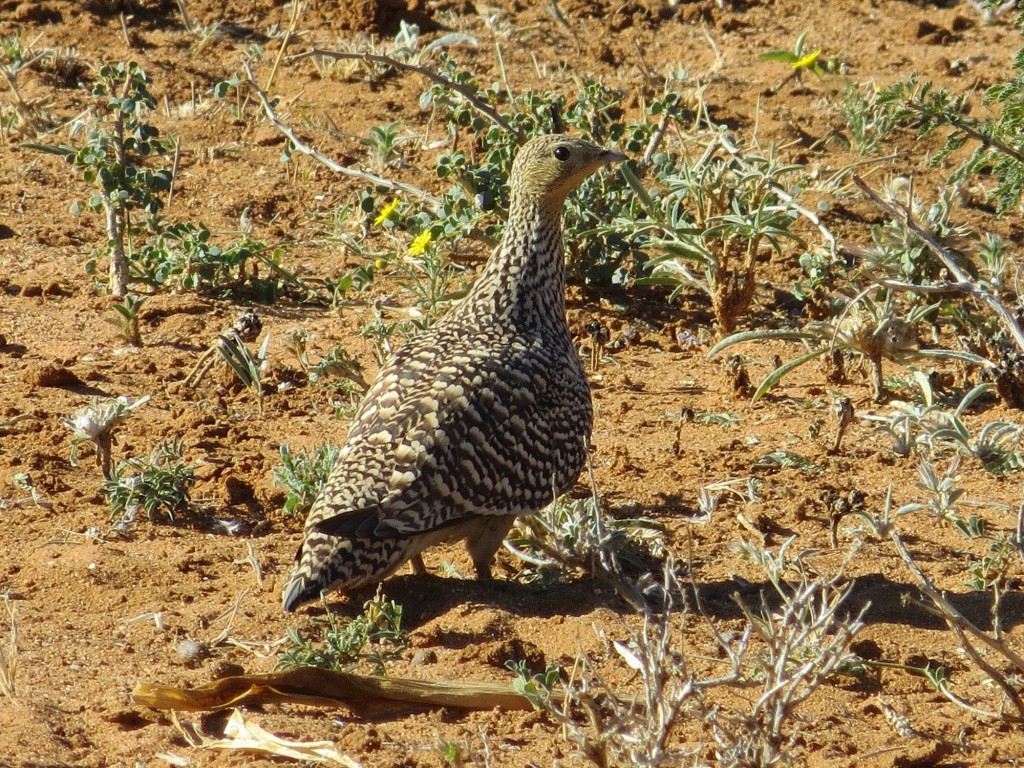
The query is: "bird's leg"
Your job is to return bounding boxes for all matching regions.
[465,514,518,580]
[409,554,427,575]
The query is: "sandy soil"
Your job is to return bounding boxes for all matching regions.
[3,0,1024,766]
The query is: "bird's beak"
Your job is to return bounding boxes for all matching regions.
[601,148,628,165]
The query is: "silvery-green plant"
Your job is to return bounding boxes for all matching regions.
[106,293,147,347]
[273,442,341,517]
[277,590,407,675]
[505,493,665,595]
[627,133,805,335]
[710,289,991,402]
[62,395,150,479]
[218,332,271,415]
[103,438,196,526]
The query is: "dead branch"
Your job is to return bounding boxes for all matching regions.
[854,175,1024,355]
[288,48,517,137]
[241,61,437,206]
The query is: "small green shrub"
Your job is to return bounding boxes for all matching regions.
[878,61,1024,213]
[103,439,196,524]
[273,442,341,517]
[365,55,684,287]
[278,591,407,675]
[28,62,174,297]
[629,136,805,335]
[133,222,277,296]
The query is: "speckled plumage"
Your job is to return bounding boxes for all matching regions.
[282,135,626,611]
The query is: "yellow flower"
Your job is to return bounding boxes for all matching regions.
[408,230,433,256]
[374,198,400,226]
[791,49,821,71]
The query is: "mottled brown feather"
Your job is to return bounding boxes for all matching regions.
[282,134,625,611]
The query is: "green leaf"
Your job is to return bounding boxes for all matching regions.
[21,142,76,157]
[707,328,816,359]
[758,51,798,64]
[751,347,828,403]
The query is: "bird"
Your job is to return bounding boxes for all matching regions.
[281,134,626,612]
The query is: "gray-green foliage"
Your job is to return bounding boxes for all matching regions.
[103,439,196,523]
[505,660,562,710]
[628,134,805,334]
[30,62,291,300]
[28,62,174,297]
[835,80,901,156]
[218,331,272,415]
[133,222,284,298]
[709,288,991,403]
[877,50,1024,213]
[278,592,407,675]
[62,395,150,480]
[273,442,341,517]
[374,56,682,286]
[506,494,665,586]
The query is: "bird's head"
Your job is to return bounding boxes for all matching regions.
[509,134,626,208]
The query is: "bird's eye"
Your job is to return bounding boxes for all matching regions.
[553,146,570,161]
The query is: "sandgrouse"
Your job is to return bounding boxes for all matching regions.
[282,134,626,611]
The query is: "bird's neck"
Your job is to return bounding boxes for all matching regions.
[455,197,568,329]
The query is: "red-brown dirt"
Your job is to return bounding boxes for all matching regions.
[3,0,1024,766]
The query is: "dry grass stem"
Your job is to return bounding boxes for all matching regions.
[289,48,516,135]
[243,60,436,204]
[0,595,17,698]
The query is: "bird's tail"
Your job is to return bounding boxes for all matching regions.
[281,531,413,612]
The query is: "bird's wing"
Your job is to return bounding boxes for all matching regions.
[306,329,590,540]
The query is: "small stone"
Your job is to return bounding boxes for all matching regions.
[410,649,437,666]
[177,639,208,663]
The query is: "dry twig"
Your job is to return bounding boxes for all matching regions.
[242,61,436,205]
[854,175,1024,354]
[288,48,516,136]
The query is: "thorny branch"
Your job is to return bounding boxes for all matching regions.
[288,49,518,137]
[241,61,438,206]
[854,175,1024,355]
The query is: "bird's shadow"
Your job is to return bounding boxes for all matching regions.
[310,570,1024,637]
[310,573,632,629]
[691,571,1024,633]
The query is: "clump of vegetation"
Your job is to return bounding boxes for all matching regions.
[106,293,147,347]
[218,330,272,415]
[273,442,341,517]
[709,287,991,403]
[282,327,366,390]
[877,71,1024,214]
[506,548,864,768]
[29,62,298,301]
[103,439,197,525]
[504,485,665,609]
[0,32,66,140]
[62,395,150,480]
[835,465,1024,722]
[132,222,282,297]
[628,133,805,335]
[278,591,407,675]
[28,62,174,297]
